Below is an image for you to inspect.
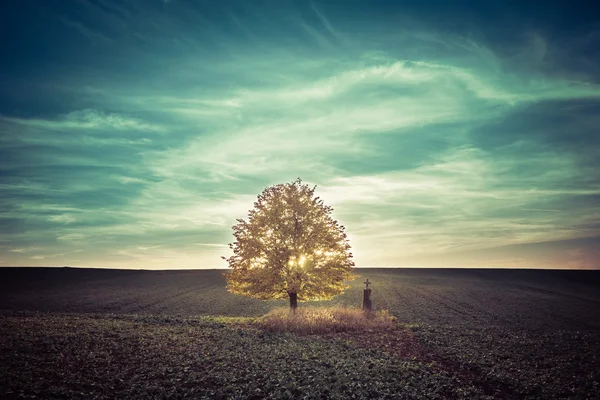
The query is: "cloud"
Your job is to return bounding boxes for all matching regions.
[118,176,149,185]
[3,109,163,132]
[310,2,339,41]
[312,144,600,262]
[133,53,600,193]
[60,16,112,43]
[9,247,39,253]
[56,233,88,242]
[48,214,77,224]
[31,250,84,260]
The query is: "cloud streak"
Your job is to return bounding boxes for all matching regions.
[3,109,163,132]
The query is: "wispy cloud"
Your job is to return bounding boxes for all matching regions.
[9,247,39,253]
[56,233,88,242]
[316,146,600,259]
[60,16,112,43]
[310,2,339,41]
[3,109,162,132]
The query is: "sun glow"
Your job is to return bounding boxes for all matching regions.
[288,254,309,268]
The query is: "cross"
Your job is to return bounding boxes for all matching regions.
[364,279,371,289]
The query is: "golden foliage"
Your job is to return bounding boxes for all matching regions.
[222,178,356,302]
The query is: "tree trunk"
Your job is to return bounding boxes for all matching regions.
[288,292,298,312]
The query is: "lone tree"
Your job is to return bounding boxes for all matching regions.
[223,178,356,311]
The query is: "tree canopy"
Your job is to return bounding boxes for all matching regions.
[223,178,356,309]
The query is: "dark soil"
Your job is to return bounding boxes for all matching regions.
[1,267,598,399]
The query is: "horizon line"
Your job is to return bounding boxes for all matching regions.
[0,265,597,271]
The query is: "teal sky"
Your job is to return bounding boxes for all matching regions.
[1,0,599,269]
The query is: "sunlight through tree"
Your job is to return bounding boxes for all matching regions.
[223,178,356,310]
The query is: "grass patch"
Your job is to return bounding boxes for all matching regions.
[255,306,396,334]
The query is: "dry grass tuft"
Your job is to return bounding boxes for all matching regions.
[256,306,396,334]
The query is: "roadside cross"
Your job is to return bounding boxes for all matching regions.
[364,279,371,289]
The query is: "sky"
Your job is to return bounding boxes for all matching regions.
[1,0,599,270]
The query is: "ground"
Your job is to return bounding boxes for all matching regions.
[1,267,599,399]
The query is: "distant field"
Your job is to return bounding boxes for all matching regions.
[1,267,599,329]
[1,267,599,399]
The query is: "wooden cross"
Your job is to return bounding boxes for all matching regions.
[364,279,371,289]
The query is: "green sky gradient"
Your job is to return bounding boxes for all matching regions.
[1,0,599,269]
